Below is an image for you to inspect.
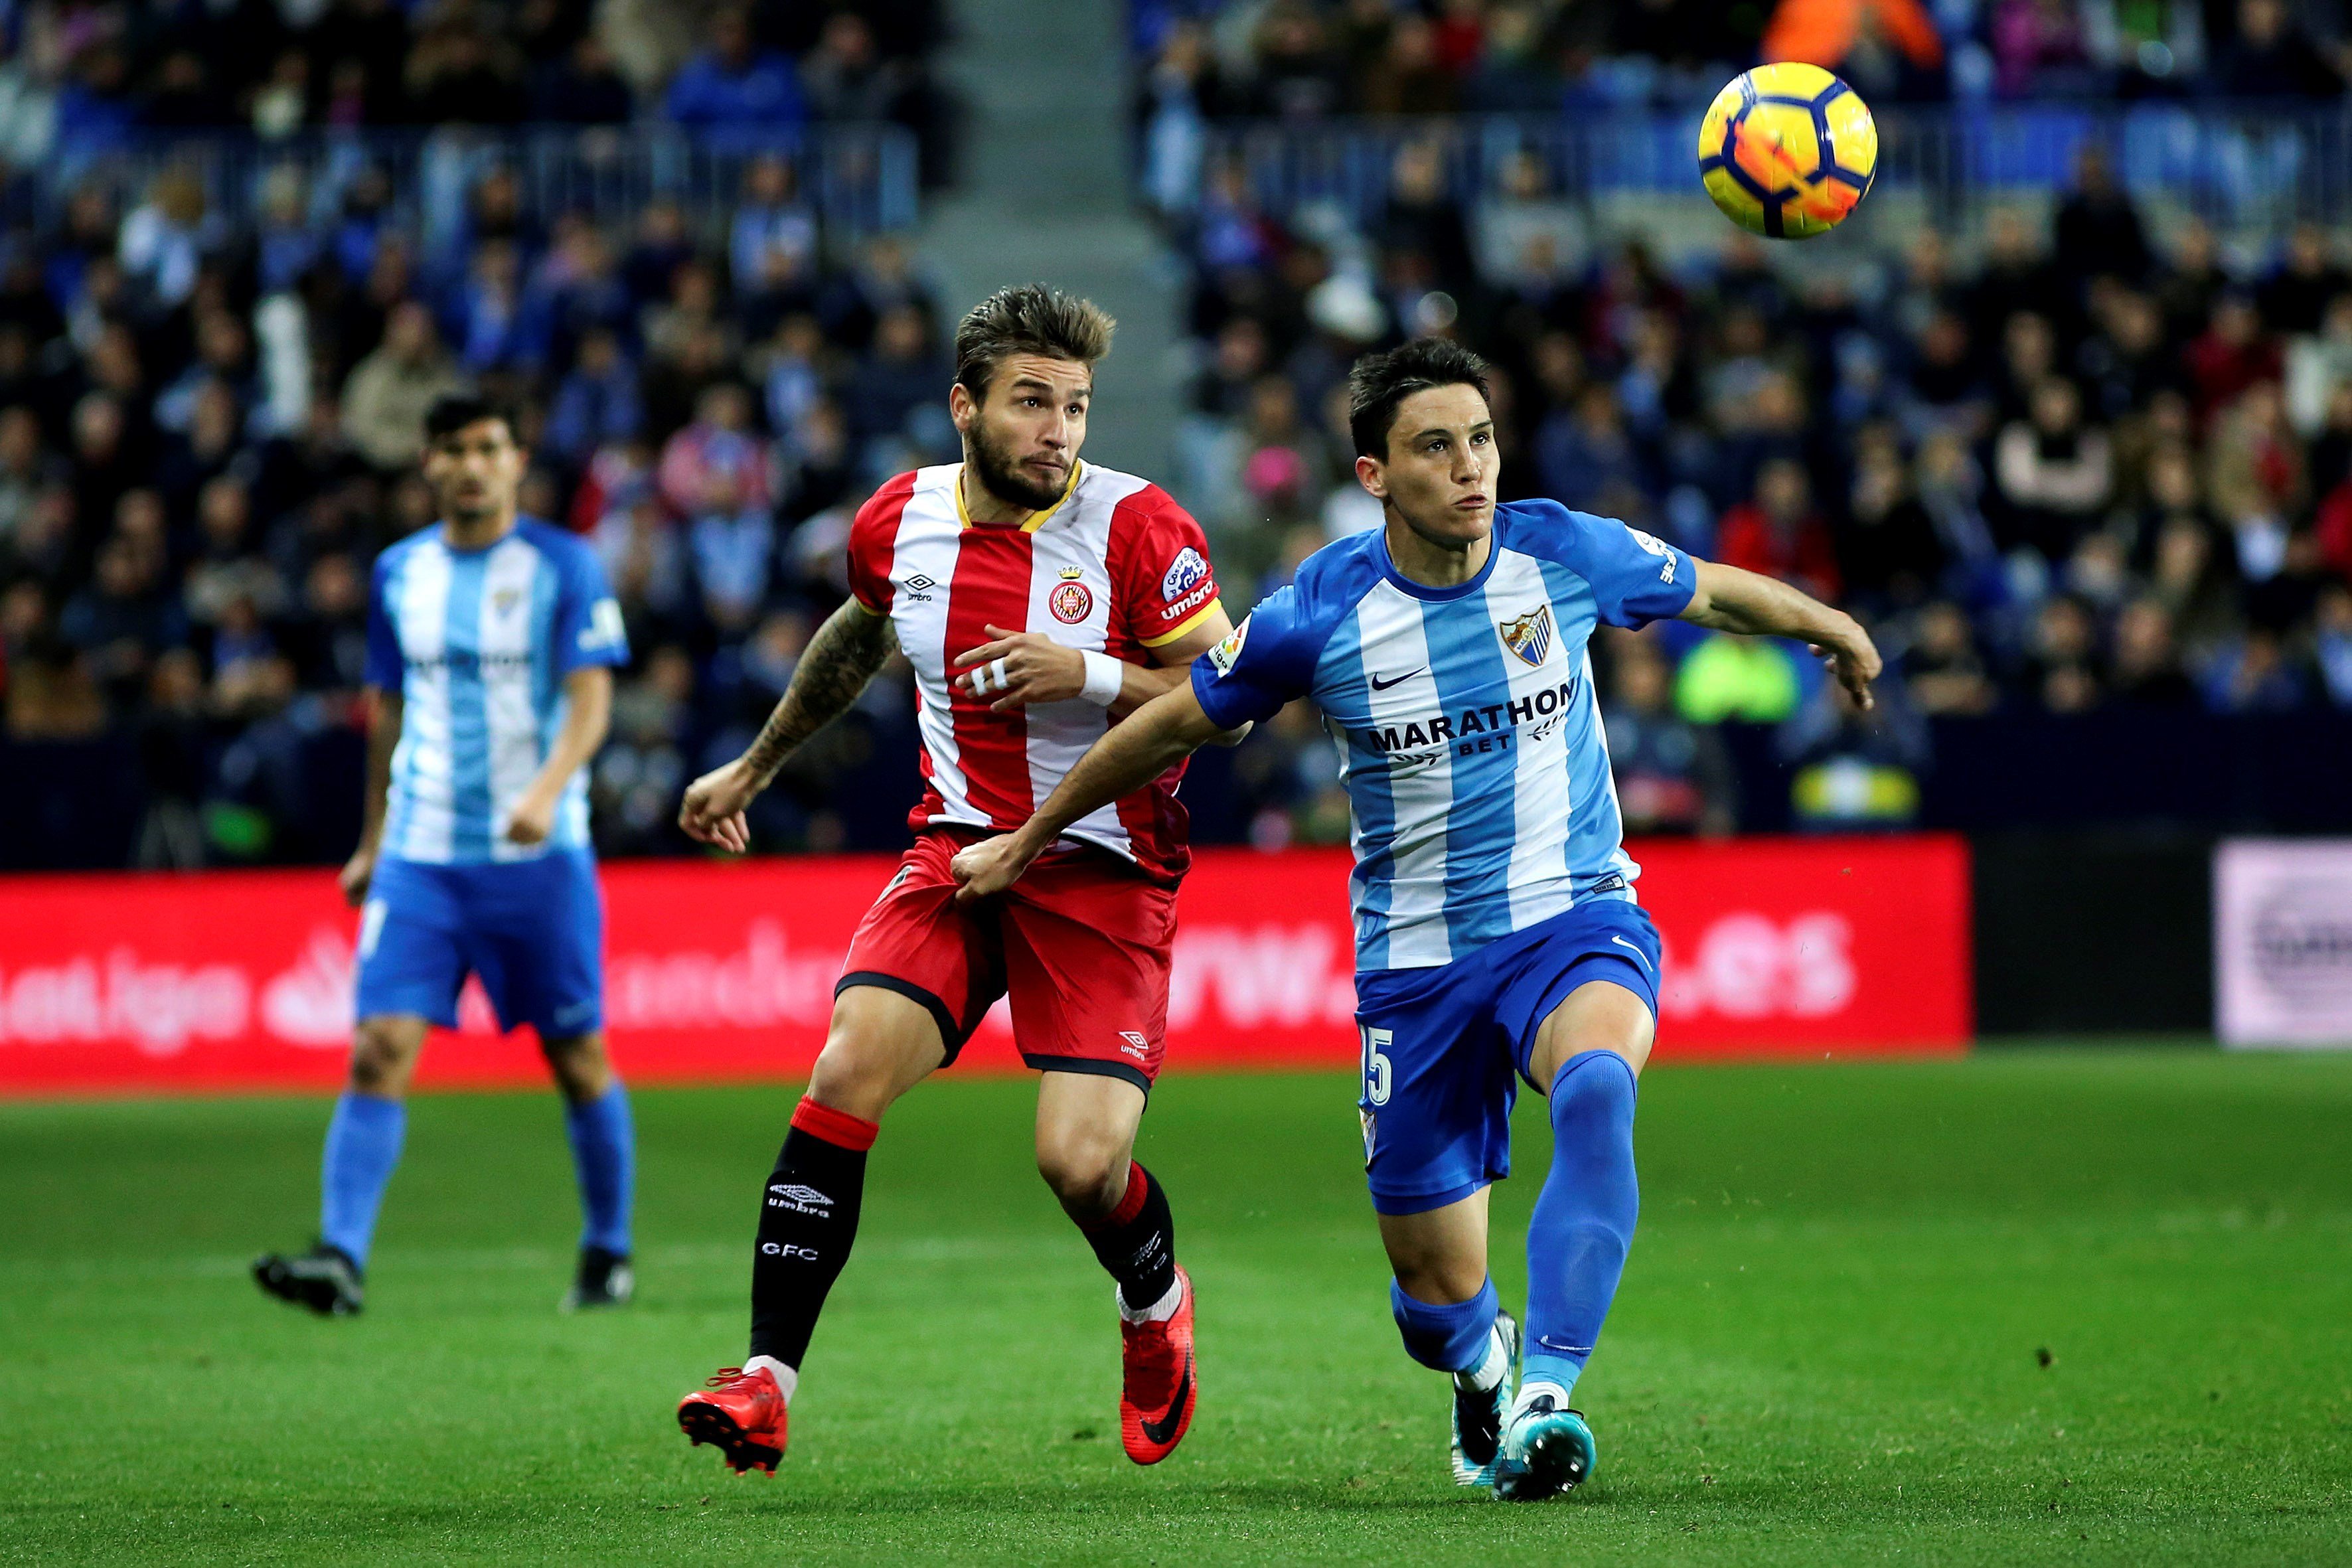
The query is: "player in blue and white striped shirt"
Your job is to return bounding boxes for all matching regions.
[256,394,635,1318]
[951,341,1882,1499]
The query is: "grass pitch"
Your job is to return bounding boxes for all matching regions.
[2,1048,2347,1565]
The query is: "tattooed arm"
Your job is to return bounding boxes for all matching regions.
[678,597,898,852]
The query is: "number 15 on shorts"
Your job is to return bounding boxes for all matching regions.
[1359,1025,1393,1167]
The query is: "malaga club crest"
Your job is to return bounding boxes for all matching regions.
[1498,605,1553,668]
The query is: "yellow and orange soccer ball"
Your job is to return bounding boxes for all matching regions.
[1697,62,1878,240]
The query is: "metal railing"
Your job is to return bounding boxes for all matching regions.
[25,123,922,246]
[1196,105,2352,235]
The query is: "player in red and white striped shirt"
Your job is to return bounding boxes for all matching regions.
[672,287,1235,1476]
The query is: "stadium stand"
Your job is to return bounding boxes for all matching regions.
[4,0,2352,869]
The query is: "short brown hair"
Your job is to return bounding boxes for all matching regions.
[1347,339,1492,458]
[953,285,1115,402]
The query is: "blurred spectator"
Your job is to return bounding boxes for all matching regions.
[659,382,772,518]
[2110,597,2198,706]
[664,7,807,131]
[2317,584,2352,706]
[2022,593,2105,712]
[341,303,467,471]
[2201,627,2306,710]
[2052,148,2150,288]
[1904,600,1999,715]
[2207,0,2343,97]
[1717,458,1842,603]
[1601,629,1735,835]
[2185,295,2281,427]
[546,329,645,465]
[1995,378,2113,560]
[1841,430,1948,610]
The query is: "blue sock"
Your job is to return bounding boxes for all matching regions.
[1390,1275,1501,1373]
[319,1092,406,1269]
[1522,1050,1640,1398]
[564,1083,635,1257]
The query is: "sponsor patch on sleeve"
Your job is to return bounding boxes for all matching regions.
[1208,616,1249,674]
[1160,546,1210,602]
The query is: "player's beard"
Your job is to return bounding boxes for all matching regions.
[967,420,1068,513]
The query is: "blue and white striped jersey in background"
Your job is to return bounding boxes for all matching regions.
[1192,501,1698,971]
[366,518,629,865]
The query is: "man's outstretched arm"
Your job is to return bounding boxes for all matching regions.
[1678,560,1883,709]
[678,597,898,851]
[951,680,1232,900]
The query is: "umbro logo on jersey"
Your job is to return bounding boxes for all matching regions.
[902,572,937,601]
[1499,606,1553,668]
[1117,1031,1150,1059]
[1370,668,1423,691]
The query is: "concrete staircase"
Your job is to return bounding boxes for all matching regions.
[915,0,1182,477]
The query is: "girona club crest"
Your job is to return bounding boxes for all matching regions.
[1498,605,1553,668]
[1049,580,1093,623]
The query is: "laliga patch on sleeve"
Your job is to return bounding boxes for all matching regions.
[1161,546,1210,601]
[1208,616,1249,674]
[580,597,626,650]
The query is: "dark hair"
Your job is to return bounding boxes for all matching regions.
[953,285,1115,402]
[422,391,514,445]
[1346,339,1493,458]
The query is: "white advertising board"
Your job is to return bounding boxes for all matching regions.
[2215,839,2352,1048]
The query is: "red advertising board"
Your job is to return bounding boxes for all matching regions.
[0,836,1969,1095]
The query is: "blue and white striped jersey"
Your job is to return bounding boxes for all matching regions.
[365,518,629,864]
[1192,501,1697,971]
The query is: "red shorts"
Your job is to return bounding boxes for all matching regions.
[838,828,1177,1092]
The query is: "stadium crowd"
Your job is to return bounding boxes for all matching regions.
[0,0,953,179]
[0,64,964,866]
[1159,133,2352,837]
[1131,0,2352,119]
[9,1,2352,867]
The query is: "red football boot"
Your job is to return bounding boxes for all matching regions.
[1119,1266,1197,1464]
[677,1365,787,1475]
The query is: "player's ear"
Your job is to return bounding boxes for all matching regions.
[948,380,977,437]
[1355,453,1387,501]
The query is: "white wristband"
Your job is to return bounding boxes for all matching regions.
[1078,651,1125,707]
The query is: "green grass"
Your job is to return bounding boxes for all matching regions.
[3,1050,2349,1565]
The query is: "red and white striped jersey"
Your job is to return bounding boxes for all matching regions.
[846,461,1225,882]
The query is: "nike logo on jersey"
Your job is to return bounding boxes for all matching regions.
[1370,668,1423,691]
[1138,1354,1194,1447]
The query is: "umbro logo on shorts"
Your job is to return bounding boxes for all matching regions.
[1117,1032,1150,1059]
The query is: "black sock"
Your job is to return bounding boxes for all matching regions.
[1079,1161,1177,1312]
[747,1098,876,1369]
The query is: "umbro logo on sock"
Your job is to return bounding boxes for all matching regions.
[767,1184,832,1215]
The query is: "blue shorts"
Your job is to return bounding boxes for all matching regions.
[354,850,606,1038]
[1352,900,1660,1217]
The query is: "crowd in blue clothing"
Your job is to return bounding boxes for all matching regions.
[0,103,960,867]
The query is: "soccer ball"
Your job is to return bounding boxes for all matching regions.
[1697,63,1877,240]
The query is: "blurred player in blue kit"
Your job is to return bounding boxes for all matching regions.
[254,394,635,1317]
[952,341,1882,1498]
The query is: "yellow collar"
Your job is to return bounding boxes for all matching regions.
[955,459,1082,533]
